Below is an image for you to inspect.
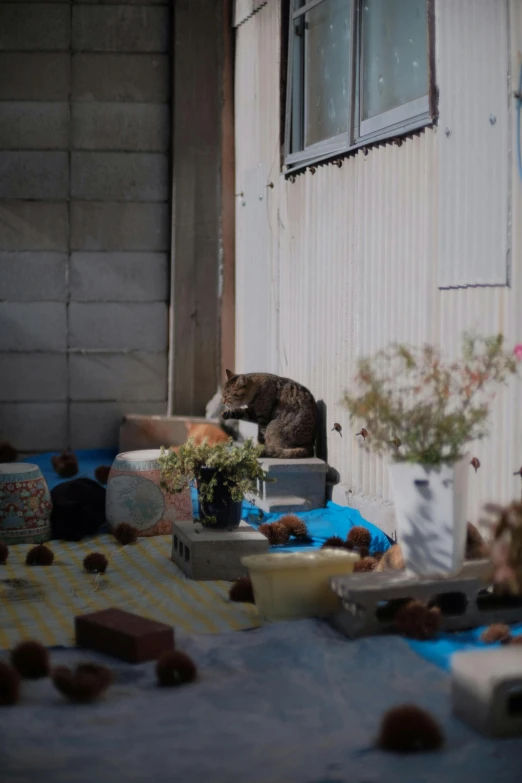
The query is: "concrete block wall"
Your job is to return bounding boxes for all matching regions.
[0,0,171,453]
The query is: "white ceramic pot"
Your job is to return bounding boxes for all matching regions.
[388,459,468,577]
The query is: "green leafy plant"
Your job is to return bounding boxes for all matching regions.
[343,333,519,466]
[158,437,268,507]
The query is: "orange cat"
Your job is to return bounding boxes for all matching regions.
[170,422,230,453]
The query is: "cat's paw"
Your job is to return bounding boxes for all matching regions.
[221,409,234,420]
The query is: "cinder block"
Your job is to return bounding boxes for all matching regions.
[0,103,69,150]
[452,647,522,737]
[69,352,167,401]
[256,458,327,513]
[72,6,169,52]
[71,104,169,151]
[0,353,67,401]
[0,402,67,452]
[119,414,213,451]
[70,202,169,251]
[73,0,167,4]
[0,152,69,200]
[68,302,168,351]
[71,152,169,202]
[70,401,166,449]
[0,252,67,301]
[171,520,269,581]
[0,201,68,251]
[0,303,66,352]
[0,54,70,101]
[70,252,168,302]
[71,54,169,103]
[0,5,70,51]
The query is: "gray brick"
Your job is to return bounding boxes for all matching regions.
[0,252,67,301]
[69,352,167,401]
[69,303,168,351]
[0,403,67,452]
[0,103,69,150]
[73,0,167,4]
[71,202,169,251]
[71,104,169,151]
[0,353,67,401]
[0,152,69,200]
[0,54,70,101]
[70,252,168,302]
[0,5,70,51]
[0,202,68,251]
[72,54,169,102]
[70,401,166,450]
[72,6,169,52]
[0,303,67,351]
[71,152,169,202]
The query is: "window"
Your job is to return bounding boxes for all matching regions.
[284,0,431,170]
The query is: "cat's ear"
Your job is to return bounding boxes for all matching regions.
[225,369,235,381]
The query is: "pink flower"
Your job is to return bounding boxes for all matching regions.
[514,344,522,360]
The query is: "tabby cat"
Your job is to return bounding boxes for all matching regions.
[221,371,318,458]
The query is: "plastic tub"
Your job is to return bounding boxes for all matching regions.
[241,549,360,621]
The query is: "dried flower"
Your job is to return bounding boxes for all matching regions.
[278,514,308,539]
[156,651,197,687]
[52,663,113,703]
[113,523,138,546]
[229,577,255,603]
[10,641,49,679]
[51,452,79,478]
[356,428,368,440]
[394,601,441,640]
[322,536,346,549]
[354,557,378,572]
[470,457,481,473]
[514,344,522,361]
[344,334,519,466]
[377,705,444,753]
[0,442,17,463]
[347,526,372,550]
[83,552,108,574]
[0,543,8,565]
[332,423,343,437]
[481,623,512,644]
[94,466,111,485]
[258,523,290,546]
[487,502,522,594]
[0,662,20,706]
[26,544,54,566]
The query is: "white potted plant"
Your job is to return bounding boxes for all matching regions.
[343,334,519,577]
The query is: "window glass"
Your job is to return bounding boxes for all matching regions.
[361,0,428,121]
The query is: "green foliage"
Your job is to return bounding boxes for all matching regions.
[343,333,519,466]
[158,437,268,506]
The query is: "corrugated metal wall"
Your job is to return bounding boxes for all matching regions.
[235,0,522,525]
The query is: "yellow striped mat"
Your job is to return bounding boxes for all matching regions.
[0,535,261,649]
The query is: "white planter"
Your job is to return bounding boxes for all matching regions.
[388,459,468,577]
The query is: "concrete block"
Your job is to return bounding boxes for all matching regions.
[0,5,70,51]
[71,152,169,202]
[256,458,327,513]
[72,54,169,103]
[70,202,169,251]
[69,352,167,401]
[0,402,67,452]
[70,252,168,302]
[72,6,169,52]
[0,152,69,200]
[119,414,213,451]
[0,103,69,150]
[73,0,168,4]
[0,252,67,301]
[71,104,169,151]
[0,303,67,351]
[330,561,522,639]
[70,401,166,450]
[452,647,522,737]
[0,54,70,101]
[0,201,68,251]
[171,520,269,581]
[68,302,168,351]
[0,353,67,401]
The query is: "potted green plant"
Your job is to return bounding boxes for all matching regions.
[343,334,519,577]
[158,438,268,529]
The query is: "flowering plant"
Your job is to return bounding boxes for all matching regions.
[158,437,268,505]
[343,334,519,466]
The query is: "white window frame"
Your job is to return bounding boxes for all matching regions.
[284,0,433,172]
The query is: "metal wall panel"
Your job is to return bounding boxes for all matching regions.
[234,0,522,525]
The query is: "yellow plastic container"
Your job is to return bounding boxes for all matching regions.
[241,549,360,621]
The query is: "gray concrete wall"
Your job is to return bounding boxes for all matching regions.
[0,1,171,453]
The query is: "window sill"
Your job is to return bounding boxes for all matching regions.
[283,112,433,179]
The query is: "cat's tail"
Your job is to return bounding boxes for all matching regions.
[273,447,313,459]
